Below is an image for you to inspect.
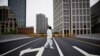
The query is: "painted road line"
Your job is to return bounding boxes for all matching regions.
[73,46,99,56]
[53,38,64,56]
[36,39,47,56]
[19,38,47,56]
[71,38,100,48]
[19,47,42,56]
[36,47,45,56]
[0,38,41,56]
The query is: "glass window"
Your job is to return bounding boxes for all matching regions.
[73,16,75,21]
[83,3,86,8]
[76,10,79,15]
[64,10,69,15]
[72,10,75,15]
[86,2,90,8]
[80,16,82,21]
[87,9,90,15]
[87,16,90,21]
[73,23,75,28]
[83,9,86,15]
[76,16,79,21]
[80,9,82,15]
[72,3,75,8]
[76,3,78,8]
[79,3,82,8]
[84,16,86,21]
[63,0,69,2]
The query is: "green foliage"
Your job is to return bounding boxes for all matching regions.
[53,32,59,34]
[1,29,17,34]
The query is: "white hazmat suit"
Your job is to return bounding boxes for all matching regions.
[45,29,54,49]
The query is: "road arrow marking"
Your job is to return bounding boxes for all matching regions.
[19,39,47,56]
[72,46,100,56]
[19,47,44,56]
[36,47,45,56]
[0,38,41,56]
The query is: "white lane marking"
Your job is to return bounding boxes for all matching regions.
[72,46,99,56]
[36,39,47,56]
[53,38,64,56]
[19,39,47,56]
[0,38,41,56]
[36,47,45,56]
[19,47,43,56]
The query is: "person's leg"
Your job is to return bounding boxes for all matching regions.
[44,38,49,48]
[49,38,54,49]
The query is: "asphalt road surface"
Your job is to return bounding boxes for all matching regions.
[0,37,100,56]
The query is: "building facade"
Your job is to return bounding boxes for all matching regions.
[53,0,91,36]
[0,6,18,34]
[36,14,48,34]
[18,27,34,34]
[8,0,26,27]
[91,1,100,33]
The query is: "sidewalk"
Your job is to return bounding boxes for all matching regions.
[0,34,31,43]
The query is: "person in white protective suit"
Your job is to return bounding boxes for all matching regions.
[45,26,54,49]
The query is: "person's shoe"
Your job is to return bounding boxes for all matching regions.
[50,47,54,49]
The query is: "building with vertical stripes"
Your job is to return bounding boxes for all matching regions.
[36,14,48,34]
[53,0,91,36]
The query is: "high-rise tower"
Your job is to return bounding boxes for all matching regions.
[8,0,26,27]
[53,0,91,36]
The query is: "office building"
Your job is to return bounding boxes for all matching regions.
[0,6,18,34]
[91,1,100,33]
[8,0,26,27]
[53,0,91,36]
[36,14,48,34]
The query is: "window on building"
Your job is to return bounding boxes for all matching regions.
[76,3,78,8]
[80,9,82,15]
[72,3,75,8]
[83,9,86,15]
[73,30,75,34]
[84,16,86,21]
[84,23,86,28]
[80,30,83,34]
[64,10,69,15]
[87,16,90,21]
[76,16,79,21]
[80,16,82,21]
[79,3,82,8]
[73,16,75,21]
[73,23,75,28]
[63,0,69,2]
[84,29,86,34]
[83,3,86,8]
[72,10,75,15]
[77,30,79,34]
[87,9,90,15]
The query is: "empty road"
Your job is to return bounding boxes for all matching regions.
[0,37,100,56]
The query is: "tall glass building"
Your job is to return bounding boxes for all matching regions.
[53,0,91,36]
[8,0,26,27]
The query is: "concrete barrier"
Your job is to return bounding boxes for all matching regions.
[0,34,31,43]
[76,34,100,40]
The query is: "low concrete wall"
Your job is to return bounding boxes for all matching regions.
[76,34,100,40]
[0,34,31,43]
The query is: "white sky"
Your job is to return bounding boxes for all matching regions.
[0,0,99,33]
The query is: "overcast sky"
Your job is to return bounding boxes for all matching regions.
[0,0,99,33]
